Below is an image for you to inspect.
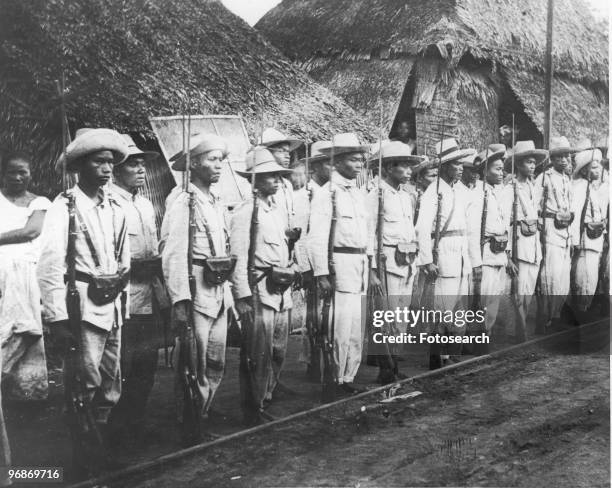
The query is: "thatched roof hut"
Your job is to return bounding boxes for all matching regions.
[257,0,609,154]
[0,0,375,202]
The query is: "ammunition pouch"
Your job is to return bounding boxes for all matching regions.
[391,242,418,267]
[519,219,538,237]
[198,256,237,286]
[265,266,296,295]
[285,227,302,244]
[85,268,129,306]
[585,221,606,240]
[553,211,574,230]
[130,257,163,282]
[487,233,509,254]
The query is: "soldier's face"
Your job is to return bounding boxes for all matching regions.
[462,167,479,185]
[256,173,281,196]
[444,161,463,183]
[114,156,146,189]
[269,143,291,168]
[79,150,115,187]
[192,149,224,184]
[421,168,437,187]
[486,159,504,185]
[385,162,411,185]
[2,158,31,194]
[588,160,602,181]
[335,152,364,180]
[313,160,332,182]
[517,158,536,178]
[551,154,569,173]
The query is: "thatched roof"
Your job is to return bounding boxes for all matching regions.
[257,0,608,145]
[0,0,375,195]
[257,0,608,85]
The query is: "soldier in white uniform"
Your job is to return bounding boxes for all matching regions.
[534,136,576,330]
[308,133,372,394]
[471,144,511,343]
[38,128,130,473]
[367,141,422,383]
[501,141,548,337]
[161,134,232,433]
[570,148,608,317]
[230,147,296,424]
[415,138,480,369]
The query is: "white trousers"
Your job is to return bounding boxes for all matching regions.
[330,291,363,384]
[515,260,540,323]
[571,249,602,311]
[480,265,506,332]
[539,245,571,320]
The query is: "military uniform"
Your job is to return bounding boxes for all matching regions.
[308,172,371,385]
[162,184,229,418]
[534,167,573,324]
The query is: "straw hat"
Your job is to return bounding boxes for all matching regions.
[457,148,478,168]
[55,128,129,174]
[170,133,228,171]
[504,140,548,172]
[117,134,159,165]
[434,138,474,164]
[473,144,506,172]
[549,136,576,157]
[258,128,302,152]
[368,140,425,168]
[295,140,332,166]
[574,148,602,176]
[413,156,436,175]
[318,133,369,157]
[236,146,293,177]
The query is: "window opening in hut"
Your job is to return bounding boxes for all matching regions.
[389,65,418,154]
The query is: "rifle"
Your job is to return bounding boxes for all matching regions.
[421,121,447,309]
[320,146,336,403]
[473,146,490,310]
[303,143,321,381]
[55,75,104,467]
[510,115,519,296]
[178,114,202,444]
[372,108,395,373]
[579,156,593,250]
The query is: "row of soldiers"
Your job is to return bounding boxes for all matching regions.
[3,123,607,477]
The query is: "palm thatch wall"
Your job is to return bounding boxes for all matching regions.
[257,0,609,155]
[0,0,376,199]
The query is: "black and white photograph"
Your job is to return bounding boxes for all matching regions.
[0,0,609,486]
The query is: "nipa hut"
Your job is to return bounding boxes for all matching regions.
[257,0,609,154]
[0,0,376,220]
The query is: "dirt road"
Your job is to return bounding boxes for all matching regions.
[111,333,609,488]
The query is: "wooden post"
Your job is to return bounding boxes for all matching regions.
[543,0,554,149]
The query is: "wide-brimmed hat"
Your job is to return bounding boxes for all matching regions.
[504,140,548,172]
[295,140,332,166]
[236,146,293,177]
[413,157,436,175]
[55,128,129,174]
[319,133,369,157]
[118,134,159,165]
[258,128,302,152]
[473,144,506,172]
[368,140,425,168]
[574,148,603,176]
[549,136,577,157]
[457,148,478,168]
[434,138,474,164]
[170,133,229,171]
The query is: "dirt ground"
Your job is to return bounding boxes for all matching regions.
[117,334,610,488]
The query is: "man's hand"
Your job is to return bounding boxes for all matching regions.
[369,272,384,296]
[506,260,518,278]
[317,275,332,299]
[173,300,189,327]
[423,263,438,280]
[236,297,254,322]
[472,265,483,282]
